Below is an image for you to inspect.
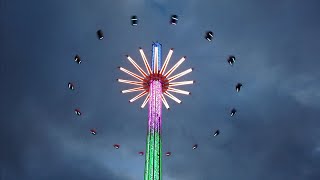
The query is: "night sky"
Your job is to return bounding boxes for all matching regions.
[1,0,320,179]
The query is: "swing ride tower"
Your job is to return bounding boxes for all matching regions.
[117,42,194,180]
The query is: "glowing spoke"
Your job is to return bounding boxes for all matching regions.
[141,93,150,108]
[119,67,144,81]
[117,79,143,86]
[167,87,190,95]
[139,48,152,75]
[169,80,194,87]
[122,87,144,93]
[168,68,193,82]
[159,48,173,75]
[164,92,181,104]
[161,94,170,109]
[129,91,148,103]
[127,56,148,77]
[164,56,186,78]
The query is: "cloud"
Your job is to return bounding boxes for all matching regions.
[280,75,320,108]
[1,0,320,179]
[0,96,130,180]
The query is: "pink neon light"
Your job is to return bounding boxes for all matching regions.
[148,80,162,133]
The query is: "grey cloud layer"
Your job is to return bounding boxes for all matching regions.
[1,0,320,179]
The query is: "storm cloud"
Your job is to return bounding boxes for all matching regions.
[1,0,320,179]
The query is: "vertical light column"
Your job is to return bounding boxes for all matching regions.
[144,43,162,180]
[151,43,162,72]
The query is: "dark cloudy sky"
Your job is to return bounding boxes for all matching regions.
[1,0,320,179]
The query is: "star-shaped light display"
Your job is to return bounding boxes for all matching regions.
[118,47,194,109]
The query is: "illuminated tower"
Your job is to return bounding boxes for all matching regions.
[118,42,193,180]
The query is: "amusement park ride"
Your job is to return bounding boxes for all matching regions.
[118,43,193,180]
[68,14,243,180]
